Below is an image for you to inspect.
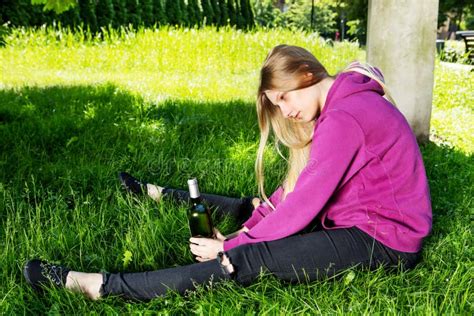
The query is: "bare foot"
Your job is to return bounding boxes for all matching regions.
[66,271,103,300]
[147,184,164,202]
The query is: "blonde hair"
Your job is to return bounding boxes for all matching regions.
[256,45,394,209]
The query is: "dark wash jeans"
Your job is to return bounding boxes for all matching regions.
[101,188,420,300]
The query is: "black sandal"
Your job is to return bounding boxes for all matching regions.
[118,172,147,195]
[23,259,70,291]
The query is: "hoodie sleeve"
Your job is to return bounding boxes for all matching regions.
[242,186,284,229]
[224,110,364,251]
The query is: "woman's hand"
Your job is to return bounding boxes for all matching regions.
[189,228,225,262]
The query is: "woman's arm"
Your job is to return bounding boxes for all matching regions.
[223,111,364,251]
[241,187,284,229]
[225,226,249,240]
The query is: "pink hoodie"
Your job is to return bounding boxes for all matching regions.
[224,71,432,253]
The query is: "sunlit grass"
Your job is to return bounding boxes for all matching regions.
[0,25,363,102]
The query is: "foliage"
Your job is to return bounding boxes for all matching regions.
[234,0,245,29]
[226,0,237,26]
[201,0,215,26]
[153,0,166,25]
[187,0,202,27]
[440,40,473,65]
[240,0,254,29]
[79,0,98,32]
[141,0,154,27]
[31,0,76,14]
[253,0,282,28]
[96,0,116,28]
[438,0,474,29]
[113,0,128,27]
[210,0,221,26]
[286,0,336,35]
[127,0,142,26]
[219,0,229,26]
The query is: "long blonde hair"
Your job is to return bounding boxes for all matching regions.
[256,45,393,209]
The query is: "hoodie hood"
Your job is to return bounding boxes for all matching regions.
[321,71,385,117]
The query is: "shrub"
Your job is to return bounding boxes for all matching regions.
[96,0,115,28]
[113,0,128,27]
[126,0,142,26]
[153,0,166,25]
[201,0,215,26]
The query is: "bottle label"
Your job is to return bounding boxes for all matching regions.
[187,178,200,199]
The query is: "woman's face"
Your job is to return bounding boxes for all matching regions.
[265,83,322,123]
[264,74,334,122]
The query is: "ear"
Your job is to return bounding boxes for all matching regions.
[305,72,313,78]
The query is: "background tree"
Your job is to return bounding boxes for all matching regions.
[438,0,474,30]
[127,0,142,26]
[201,0,215,26]
[113,0,128,27]
[141,0,154,26]
[59,3,81,28]
[96,0,115,28]
[3,0,31,26]
[31,0,76,14]
[235,0,245,29]
[219,0,229,26]
[210,0,221,26]
[285,0,336,36]
[79,0,98,32]
[187,0,202,27]
[226,0,237,26]
[165,0,182,26]
[153,0,166,25]
[179,0,189,26]
[253,0,281,28]
[247,0,254,28]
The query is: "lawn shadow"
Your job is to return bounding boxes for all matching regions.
[1,83,471,222]
[418,140,473,248]
[0,84,267,200]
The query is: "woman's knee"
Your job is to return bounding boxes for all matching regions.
[224,243,271,285]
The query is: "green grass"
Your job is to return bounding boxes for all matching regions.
[0,26,473,314]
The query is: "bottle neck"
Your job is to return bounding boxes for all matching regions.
[190,196,202,204]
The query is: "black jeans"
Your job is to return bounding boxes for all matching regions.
[101,189,420,300]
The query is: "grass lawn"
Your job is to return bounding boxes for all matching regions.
[0,26,473,314]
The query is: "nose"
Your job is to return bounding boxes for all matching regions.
[279,102,293,118]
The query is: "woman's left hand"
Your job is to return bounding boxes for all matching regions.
[189,228,225,262]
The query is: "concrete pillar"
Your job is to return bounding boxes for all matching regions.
[367,0,439,143]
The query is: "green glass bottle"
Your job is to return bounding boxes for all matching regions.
[187,178,214,238]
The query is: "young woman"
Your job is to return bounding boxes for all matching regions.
[24,45,432,301]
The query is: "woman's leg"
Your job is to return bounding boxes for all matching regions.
[161,187,257,225]
[73,227,419,301]
[99,259,232,301]
[119,172,258,225]
[224,227,420,286]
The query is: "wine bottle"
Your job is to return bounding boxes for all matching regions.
[187,178,214,238]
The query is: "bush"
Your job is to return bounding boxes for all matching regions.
[96,0,115,28]
[127,0,143,26]
[284,0,336,36]
[440,40,473,65]
[201,0,215,26]
[153,0,166,25]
